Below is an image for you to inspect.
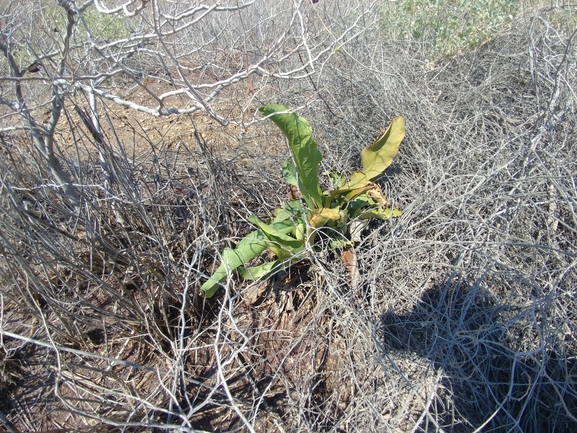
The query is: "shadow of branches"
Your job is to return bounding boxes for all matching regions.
[380,270,577,432]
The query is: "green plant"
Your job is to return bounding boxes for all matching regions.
[201,105,405,297]
[379,0,526,58]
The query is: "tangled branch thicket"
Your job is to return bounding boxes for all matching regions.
[0,0,576,431]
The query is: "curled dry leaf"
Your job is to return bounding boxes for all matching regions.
[341,247,361,292]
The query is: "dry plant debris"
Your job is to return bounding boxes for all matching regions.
[0,3,576,432]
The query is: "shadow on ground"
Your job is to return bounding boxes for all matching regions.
[380,271,577,433]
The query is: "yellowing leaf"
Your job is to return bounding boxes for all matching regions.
[327,172,370,204]
[343,172,370,200]
[347,171,369,189]
[361,116,405,180]
[359,207,403,221]
[308,208,342,229]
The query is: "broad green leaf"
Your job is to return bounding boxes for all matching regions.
[347,194,374,219]
[268,218,307,234]
[201,219,299,297]
[284,199,304,213]
[249,215,304,258]
[249,216,300,246]
[201,232,268,297]
[260,104,323,209]
[273,200,304,223]
[239,249,305,281]
[263,243,285,260]
[361,116,405,180]
[238,260,281,281]
[282,160,297,186]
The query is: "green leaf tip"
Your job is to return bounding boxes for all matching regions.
[260,104,323,209]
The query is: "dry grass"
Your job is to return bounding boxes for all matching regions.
[0,4,576,433]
